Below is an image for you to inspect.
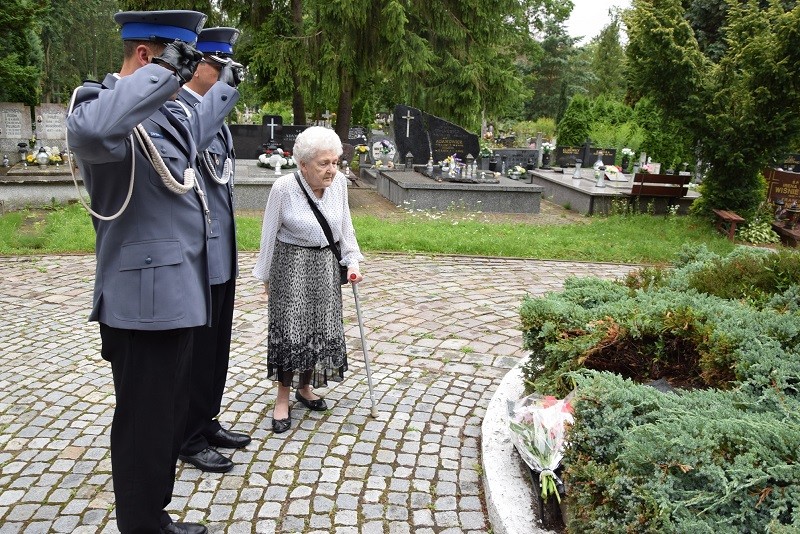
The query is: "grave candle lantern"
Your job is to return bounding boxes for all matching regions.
[36,147,50,167]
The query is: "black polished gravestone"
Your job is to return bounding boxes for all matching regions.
[392,104,479,164]
[262,115,283,144]
[229,124,266,159]
[554,145,616,168]
[347,125,368,147]
[553,146,582,168]
[392,105,429,162]
[280,125,309,153]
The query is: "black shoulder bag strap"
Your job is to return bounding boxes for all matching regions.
[294,172,343,266]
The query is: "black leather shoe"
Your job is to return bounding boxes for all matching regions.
[272,413,291,434]
[179,447,233,473]
[295,389,328,411]
[161,522,208,534]
[207,427,251,449]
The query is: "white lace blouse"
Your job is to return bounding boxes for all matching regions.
[252,170,363,282]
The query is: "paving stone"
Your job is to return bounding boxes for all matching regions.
[0,252,635,534]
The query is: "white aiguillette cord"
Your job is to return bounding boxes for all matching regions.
[175,99,232,186]
[66,85,209,223]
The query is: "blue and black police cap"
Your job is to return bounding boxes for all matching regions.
[114,10,208,44]
[196,27,240,59]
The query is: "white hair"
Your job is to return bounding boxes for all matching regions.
[292,126,343,164]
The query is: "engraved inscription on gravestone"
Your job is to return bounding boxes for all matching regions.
[36,104,67,142]
[0,103,33,157]
[766,168,800,206]
[347,125,368,146]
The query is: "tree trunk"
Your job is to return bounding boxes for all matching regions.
[290,0,306,125]
[336,87,353,142]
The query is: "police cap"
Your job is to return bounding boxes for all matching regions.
[114,10,208,44]
[196,27,240,57]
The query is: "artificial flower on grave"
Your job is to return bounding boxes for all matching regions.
[510,165,526,175]
[621,147,635,158]
[356,144,369,154]
[507,392,574,503]
[374,159,383,168]
[541,141,555,154]
[257,148,296,169]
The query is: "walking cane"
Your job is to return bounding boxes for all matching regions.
[350,274,379,417]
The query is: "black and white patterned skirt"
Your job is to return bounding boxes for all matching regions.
[267,240,348,388]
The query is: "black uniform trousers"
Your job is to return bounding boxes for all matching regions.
[100,324,193,534]
[181,277,236,455]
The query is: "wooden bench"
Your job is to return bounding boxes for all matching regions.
[625,173,691,212]
[712,209,745,242]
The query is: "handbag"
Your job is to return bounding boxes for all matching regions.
[294,172,349,285]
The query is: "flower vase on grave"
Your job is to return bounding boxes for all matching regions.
[621,156,630,174]
[541,152,551,168]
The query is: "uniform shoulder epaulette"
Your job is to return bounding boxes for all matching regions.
[81,79,103,88]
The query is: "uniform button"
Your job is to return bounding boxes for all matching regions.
[221,95,228,101]
[149,75,159,82]
[145,256,152,264]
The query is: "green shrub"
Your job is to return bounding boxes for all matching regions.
[519,245,800,531]
[564,372,800,533]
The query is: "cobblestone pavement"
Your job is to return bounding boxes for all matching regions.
[0,253,636,534]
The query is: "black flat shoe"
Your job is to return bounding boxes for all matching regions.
[272,413,291,434]
[206,427,251,449]
[161,522,208,534]
[295,389,328,411]
[178,447,233,473]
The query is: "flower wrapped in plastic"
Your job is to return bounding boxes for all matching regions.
[507,392,574,502]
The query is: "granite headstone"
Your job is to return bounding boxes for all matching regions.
[279,125,309,153]
[229,124,267,159]
[391,104,479,164]
[347,125,368,146]
[765,168,800,206]
[368,133,398,165]
[35,103,67,146]
[262,115,283,143]
[0,103,33,160]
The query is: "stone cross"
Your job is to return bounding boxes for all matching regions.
[322,110,331,127]
[401,111,415,138]
[266,117,278,141]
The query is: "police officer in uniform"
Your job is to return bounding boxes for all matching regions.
[173,27,251,473]
[66,10,239,534]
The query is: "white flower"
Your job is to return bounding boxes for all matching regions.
[622,147,635,157]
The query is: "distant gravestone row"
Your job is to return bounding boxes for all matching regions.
[553,141,616,168]
[0,102,68,162]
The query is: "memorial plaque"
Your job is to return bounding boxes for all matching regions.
[765,168,800,206]
[36,103,67,144]
[0,103,33,157]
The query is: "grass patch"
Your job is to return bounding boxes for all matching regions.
[0,203,739,264]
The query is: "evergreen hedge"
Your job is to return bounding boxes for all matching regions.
[519,245,800,532]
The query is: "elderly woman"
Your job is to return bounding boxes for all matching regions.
[253,126,364,433]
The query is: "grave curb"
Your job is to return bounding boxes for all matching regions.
[481,361,553,534]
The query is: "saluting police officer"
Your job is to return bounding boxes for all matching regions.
[172,27,252,474]
[66,10,239,534]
